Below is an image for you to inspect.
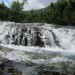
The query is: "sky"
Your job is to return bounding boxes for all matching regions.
[0,0,12,7]
[0,0,56,10]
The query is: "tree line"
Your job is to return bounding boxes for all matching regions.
[0,0,75,25]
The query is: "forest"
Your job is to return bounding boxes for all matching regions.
[0,0,75,25]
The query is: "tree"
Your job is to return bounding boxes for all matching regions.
[0,2,9,21]
[10,1,23,12]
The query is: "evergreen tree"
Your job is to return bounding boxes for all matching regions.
[0,0,75,25]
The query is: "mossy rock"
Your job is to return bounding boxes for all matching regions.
[8,68,22,75]
[0,64,4,75]
[38,70,62,75]
[38,70,53,75]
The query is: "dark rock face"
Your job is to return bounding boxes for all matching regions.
[0,23,59,47]
[11,26,44,47]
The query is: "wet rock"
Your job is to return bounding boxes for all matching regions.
[25,61,36,67]
[4,60,13,67]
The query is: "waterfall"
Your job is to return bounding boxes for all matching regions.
[0,21,75,49]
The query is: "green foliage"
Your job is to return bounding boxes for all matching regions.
[0,0,75,25]
[10,1,23,12]
[0,2,9,21]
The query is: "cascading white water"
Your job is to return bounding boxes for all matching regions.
[0,21,75,49]
[0,21,75,75]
